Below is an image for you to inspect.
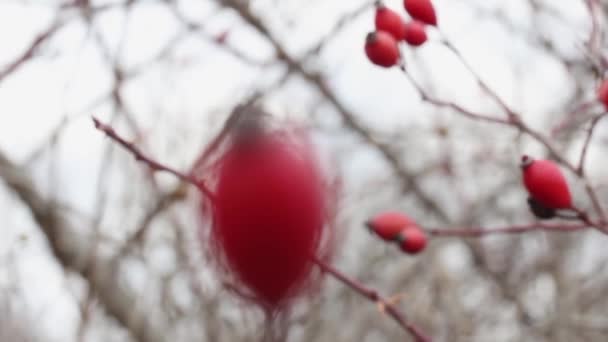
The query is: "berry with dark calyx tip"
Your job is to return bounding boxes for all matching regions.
[397,227,427,254]
[597,79,608,110]
[375,1,407,41]
[527,197,556,220]
[404,0,437,26]
[366,211,416,241]
[521,155,572,209]
[404,21,427,46]
[365,31,400,68]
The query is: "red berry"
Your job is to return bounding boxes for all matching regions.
[404,0,437,26]
[211,122,328,310]
[521,155,572,209]
[597,79,608,109]
[397,228,427,254]
[404,21,427,46]
[375,2,407,41]
[366,211,416,241]
[365,31,400,68]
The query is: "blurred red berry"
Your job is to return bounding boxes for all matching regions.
[597,79,608,109]
[365,31,400,68]
[398,227,427,254]
[211,117,328,310]
[521,155,572,209]
[375,1,407,41]
[366,211,416,241]
[404,0,437,26]
[404,21,427,46]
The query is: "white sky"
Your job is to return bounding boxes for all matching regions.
[0,0,600,340]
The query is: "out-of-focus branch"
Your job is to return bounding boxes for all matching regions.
[585,0,604,70]
[300,1,375,59]
[577,113,607,176]
[0,20,63,83]
[0,150,166,342]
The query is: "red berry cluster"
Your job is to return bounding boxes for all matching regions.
[365,0,437,68]
[366,211,427,254]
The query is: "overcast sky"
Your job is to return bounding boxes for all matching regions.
[0,1,599,341]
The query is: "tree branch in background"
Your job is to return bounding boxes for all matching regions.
[0,150,165,342]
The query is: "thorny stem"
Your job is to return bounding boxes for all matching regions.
[312,257,432,342]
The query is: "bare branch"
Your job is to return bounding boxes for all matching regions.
[92,117,215,200]
[313,257,431,342]
[427,222,588,238]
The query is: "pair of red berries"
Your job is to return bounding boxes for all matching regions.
[521,155,572,219]
[366,211,427,254]
[365,0,437,68]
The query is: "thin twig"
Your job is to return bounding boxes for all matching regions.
[439,34,519,120]
[585,0,604,70]
[550,100,598,136]
[0,21,63,83]
[577,112,606,175]
[312,257,431,342]
[436,33,578,172]
[91,117,215,200]
[576,113,608,222]
[426,222,588,238]
[400,66,510,125]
